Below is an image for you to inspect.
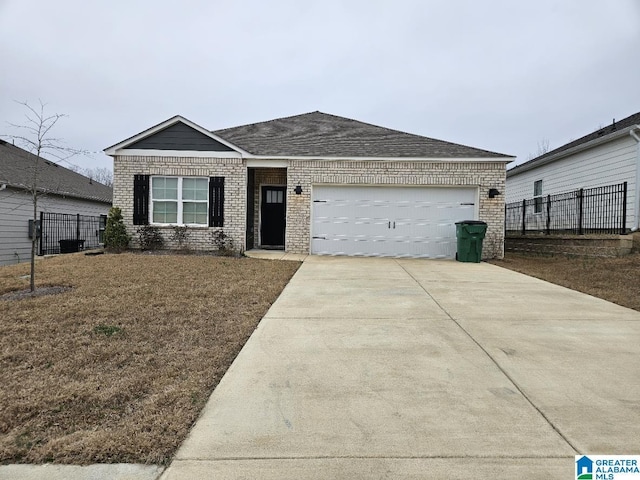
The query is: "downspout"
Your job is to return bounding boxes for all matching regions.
[631,126,640,231]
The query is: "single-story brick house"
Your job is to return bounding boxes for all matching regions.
[104,112,513,258]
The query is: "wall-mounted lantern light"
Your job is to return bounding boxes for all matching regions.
[294,185,303,195]
[488,188,501,198]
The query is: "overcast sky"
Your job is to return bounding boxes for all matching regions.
[1,0,639,173]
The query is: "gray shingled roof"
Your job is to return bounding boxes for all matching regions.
[509,110,640,174]
[0,140,113,204]
[214,111,511,158]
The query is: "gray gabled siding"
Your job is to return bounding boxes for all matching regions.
[128,122,234,151]
[0,187,111,266]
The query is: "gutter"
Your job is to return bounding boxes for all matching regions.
[630,125,640,231]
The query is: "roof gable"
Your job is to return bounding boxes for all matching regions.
[509,110,640,175]
[104,116,243,156]
[128,121,234,152]
[214,111,512,159]
[0,140,113,204]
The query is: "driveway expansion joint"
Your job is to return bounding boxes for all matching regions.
[394,260,581,455]
[179,454,574,461]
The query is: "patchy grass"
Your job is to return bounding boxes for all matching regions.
[490,253,640,312]
[0,253,299,465]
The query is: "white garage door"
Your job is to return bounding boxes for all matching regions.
[311,185,478,258]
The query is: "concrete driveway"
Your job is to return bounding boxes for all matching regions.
[161,256,640,479]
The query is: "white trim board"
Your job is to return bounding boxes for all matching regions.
[113,149,243,159]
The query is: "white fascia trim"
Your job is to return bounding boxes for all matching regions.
[507,127,635,178]
[245,155,513,163]
[103,115,248,156]
[629,126,640,231]
[246,159,289,167]
[114,149,243,158]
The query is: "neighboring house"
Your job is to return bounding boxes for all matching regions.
[0,139,113,266]
[104,112,513,259]
[506,111,640,231]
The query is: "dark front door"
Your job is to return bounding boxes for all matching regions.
[261,186,286,247]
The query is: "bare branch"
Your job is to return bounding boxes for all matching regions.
[2,100,81,292]
[526,138,551,160]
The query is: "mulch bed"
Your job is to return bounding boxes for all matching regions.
[0,286,71,301]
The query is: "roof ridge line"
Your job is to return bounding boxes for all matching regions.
[212,111,322,133]
[511,109,640,170]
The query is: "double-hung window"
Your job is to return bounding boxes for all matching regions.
[533,180,543,214]
[151,177,208,225]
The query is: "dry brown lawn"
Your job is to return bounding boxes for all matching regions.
[0,252,299,465]
[490,253,640,312]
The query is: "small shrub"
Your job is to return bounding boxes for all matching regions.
[211,230,241,257]
[170,226,191,251]
[103,207,130,252]
[137,225,164,251]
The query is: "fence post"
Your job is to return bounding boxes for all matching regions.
[521,199,526,235]
[39,211,44,256]
[546,194,551,235]
[76,214,81,243]
[622,181,627,234]
[578,188,584,235]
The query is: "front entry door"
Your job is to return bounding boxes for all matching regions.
[260,186,286,248]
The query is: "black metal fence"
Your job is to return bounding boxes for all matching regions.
[39,212,107,255]
[505,182,628,235]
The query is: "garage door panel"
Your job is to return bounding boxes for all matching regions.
[312,186,477,258]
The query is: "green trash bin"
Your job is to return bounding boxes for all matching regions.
[455,221,487,263]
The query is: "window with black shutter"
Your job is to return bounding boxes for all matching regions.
[133,174,149,225]
[209,177,224,227]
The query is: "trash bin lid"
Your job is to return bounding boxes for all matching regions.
[455,220,487,225]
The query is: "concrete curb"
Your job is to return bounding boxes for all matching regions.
[0,464,164,480]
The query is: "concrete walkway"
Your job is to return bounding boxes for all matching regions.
[244,249,308,261]
[158,256,640,479]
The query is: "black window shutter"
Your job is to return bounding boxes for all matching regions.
[209,177,224,227]
[133,174,149,225]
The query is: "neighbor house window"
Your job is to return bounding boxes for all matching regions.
[151,176,208,225]
[533,180,543,214]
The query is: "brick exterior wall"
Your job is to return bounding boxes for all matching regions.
[113,155,246,252]
[113,156,507,259]
[286,160,507,259]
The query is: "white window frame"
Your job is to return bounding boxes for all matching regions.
[533,179,543,214]
[150,176,209,226]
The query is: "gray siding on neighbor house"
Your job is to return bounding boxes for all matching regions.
[0,187,111,266]
[128,123,234,151]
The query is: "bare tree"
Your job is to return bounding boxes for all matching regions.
[5,100,84,291]
[88,167,113,187]
[68,165,113,186]
[526,138,551,160]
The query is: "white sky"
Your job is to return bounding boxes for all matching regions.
[1,0,639,172]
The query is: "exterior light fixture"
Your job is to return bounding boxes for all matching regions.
[294,185,303,195]
[488,188,501,198]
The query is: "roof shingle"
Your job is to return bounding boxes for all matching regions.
[214,111,511,158]
[0,140,113,204]
[509,110,640,174]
